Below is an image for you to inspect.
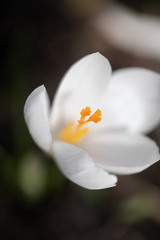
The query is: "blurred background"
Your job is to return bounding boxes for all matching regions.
[1,0,160,239]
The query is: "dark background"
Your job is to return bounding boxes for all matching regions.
[1,0,160,239]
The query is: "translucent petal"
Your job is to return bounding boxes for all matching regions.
[82,133,160,175]
[51,141,117,189]
[103,68,160,133]
[24,85,52,152]
[50,53,112,136]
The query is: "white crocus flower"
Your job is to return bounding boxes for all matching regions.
[24,53,160,190]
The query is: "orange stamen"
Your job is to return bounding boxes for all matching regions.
[59,106,102,144]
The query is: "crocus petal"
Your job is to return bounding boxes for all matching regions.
[93,4,160,61]
[24,85,52,152]
[104,68,160,133]
[82,133,160,175]
[51,141,117,190]
[50,52,111,135]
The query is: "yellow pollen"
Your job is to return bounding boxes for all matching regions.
[59,106,102,144]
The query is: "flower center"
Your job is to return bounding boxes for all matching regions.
[59,106,101,144]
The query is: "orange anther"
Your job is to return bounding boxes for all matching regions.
[87,109,101,123]
[78,106,91,125]
[80,106,91,117]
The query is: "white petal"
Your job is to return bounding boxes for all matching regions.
[50,53,111,135]
[51,141,117,190]
[104,68,160,133]
[82,133,160,175]
[24,85,52,152]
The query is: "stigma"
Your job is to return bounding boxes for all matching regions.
[59,106,101,144]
